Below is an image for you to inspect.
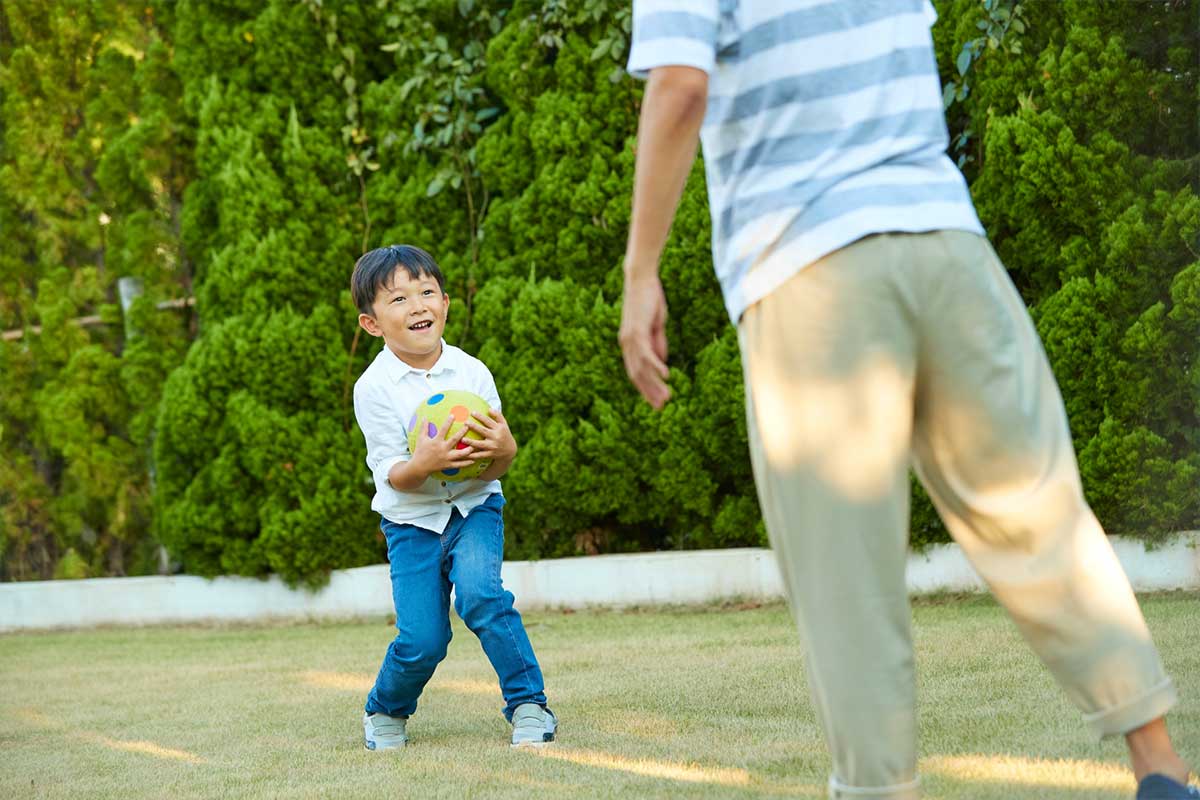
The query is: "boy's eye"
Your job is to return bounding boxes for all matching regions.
[391,296,404,303]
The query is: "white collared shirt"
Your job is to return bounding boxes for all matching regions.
[353,340,503,533]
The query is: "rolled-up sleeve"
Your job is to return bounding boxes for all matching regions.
[353,381,410,492]
[628,0,720,79]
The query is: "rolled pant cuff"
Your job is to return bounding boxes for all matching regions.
[1083,677,1178,739]
[829,775,920,800]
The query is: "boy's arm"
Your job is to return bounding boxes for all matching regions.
[387,458,433,492]
[469,368,515,482]
[392,418,479,489]
[355,383,414,492]
[470,409,517,482]
[355,383,474,492]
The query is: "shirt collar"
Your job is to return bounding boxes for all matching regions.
[381,339,455,382]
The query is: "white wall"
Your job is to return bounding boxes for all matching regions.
[1,533,1196,632]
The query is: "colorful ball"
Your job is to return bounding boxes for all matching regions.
[407,390,494,482]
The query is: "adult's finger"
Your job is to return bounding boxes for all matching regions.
[622,336,671,409]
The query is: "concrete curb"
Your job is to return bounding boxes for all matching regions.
[2,533,1196,633]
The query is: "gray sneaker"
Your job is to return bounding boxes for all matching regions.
[363,711,408,750]
[510,703,557,748]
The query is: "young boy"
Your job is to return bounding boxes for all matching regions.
[350,244,556,750]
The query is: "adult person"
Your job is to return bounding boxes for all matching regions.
[618,3,1193,798]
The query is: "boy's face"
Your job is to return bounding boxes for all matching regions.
[358,268,449,369]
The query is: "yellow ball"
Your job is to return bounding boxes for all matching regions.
[407,390,493,482]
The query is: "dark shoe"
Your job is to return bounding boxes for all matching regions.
[1136,774,1199,800]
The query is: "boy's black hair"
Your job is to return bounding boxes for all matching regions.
[351,244,446,316]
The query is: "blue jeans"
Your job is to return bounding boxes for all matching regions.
[365,493,546,721]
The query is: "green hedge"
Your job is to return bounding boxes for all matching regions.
[1,0,1195,584]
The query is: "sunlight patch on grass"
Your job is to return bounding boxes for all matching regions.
[299,670,496,697]
[532,746,751,786]
[14,708,206,764]
[430,678,497,696]
[299,670,372,692]
[923,754,1134,792]
[600,710,682,739]
[89,736,206,764]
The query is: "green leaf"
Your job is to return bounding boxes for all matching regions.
[457,0,475,16]
[590,38,610,61]
[475,107,500,122]
[380,42,401,53]
[426,176,445,197]
[956,45,972,76]
[942,81,957,110]
[398,75,423,100]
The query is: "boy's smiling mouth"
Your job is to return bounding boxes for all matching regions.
[409,320,434,331]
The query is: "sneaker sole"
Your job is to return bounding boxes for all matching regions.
[511,730,556,749]
[364,738,407,751]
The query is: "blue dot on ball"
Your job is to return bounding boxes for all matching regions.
[427,393,445,405]
[443,468,460,476]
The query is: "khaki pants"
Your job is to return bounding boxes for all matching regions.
[738,231,1177,800]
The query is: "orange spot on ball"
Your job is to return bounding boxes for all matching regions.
[450,405,470,422]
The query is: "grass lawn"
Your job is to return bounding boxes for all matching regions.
[2,592,1197,799]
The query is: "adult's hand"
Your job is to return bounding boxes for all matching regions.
[619,270,671,409]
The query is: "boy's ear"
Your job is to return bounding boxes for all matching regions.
[358,313,383,337]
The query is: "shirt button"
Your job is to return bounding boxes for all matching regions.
[440,481,447,487]
[426,373,432,379]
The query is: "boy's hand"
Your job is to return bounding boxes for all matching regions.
[410,415,479,477]
[464,409,517,464]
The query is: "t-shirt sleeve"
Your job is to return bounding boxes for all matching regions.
[627,0,720,80]
[923,1,938,26]
[353,381,410,491]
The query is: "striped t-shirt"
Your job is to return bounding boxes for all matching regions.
[628,0,984,322]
